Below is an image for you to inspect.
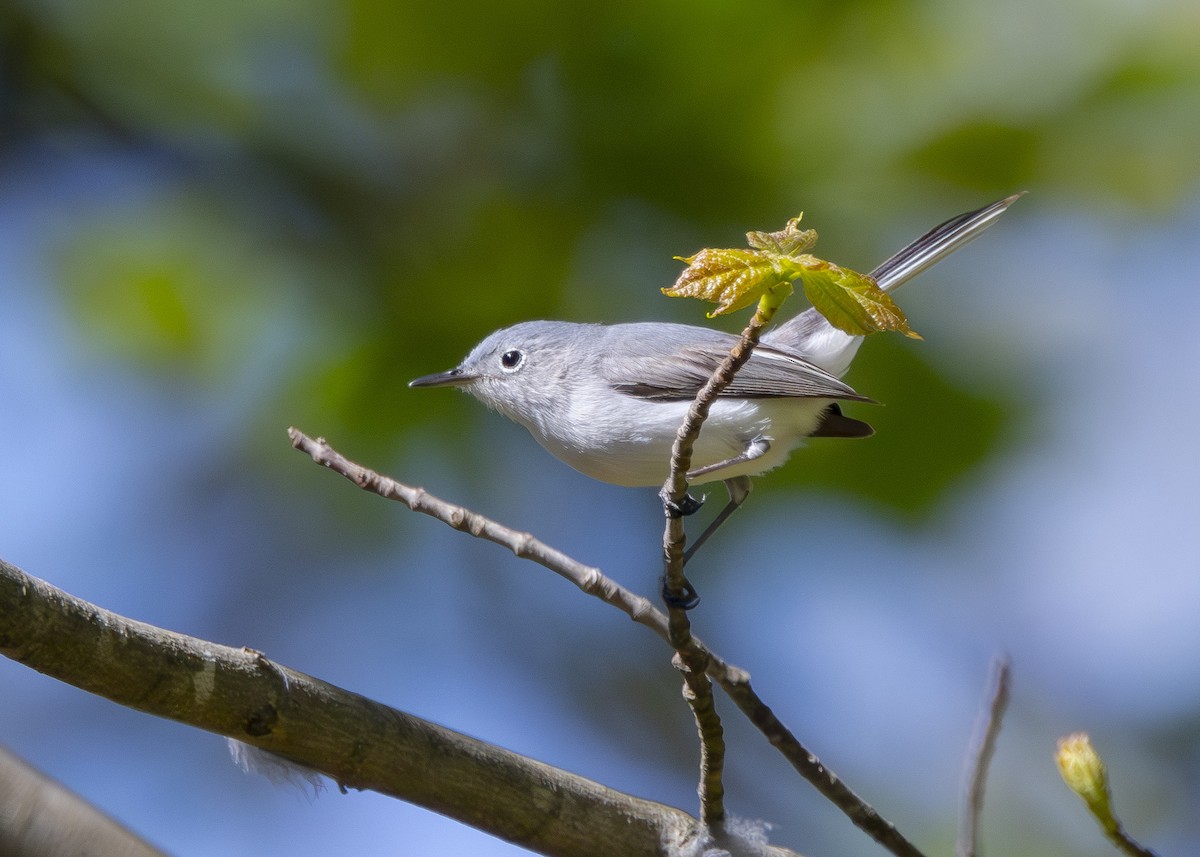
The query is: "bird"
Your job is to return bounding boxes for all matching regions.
[411,195,1019,562]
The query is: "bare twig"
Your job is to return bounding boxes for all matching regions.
[0,557,809,857]
[289,429,929,857]
[671,646,726,830]
[659,306,772,578]
[288,428,696,662]
[957,656,1012,857]
[719,677,927,857]
[1106,827,1161,857]
[657,296,780,830]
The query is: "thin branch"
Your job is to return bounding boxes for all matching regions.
[659,301,774,587]
[674,644,726,831]
[0,556,806,857]
[657,298,778,830]
[289,429,929,857]
[288,428,693,662]
[1107,828,1161,857]
[957,656,1012,857]
[718,677,927,857]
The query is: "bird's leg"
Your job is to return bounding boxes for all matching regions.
[679,437,768,564]
[683,475,753,566]
[687,436,770,480]
[661,433,770,518]
[662,438,764,605]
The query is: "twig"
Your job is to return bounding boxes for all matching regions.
[289,428,732,671]
[289,429,930,857]
[957,656,1012,857]
[672,645,726,830]
[720,677,927,857]
[657,296,780,830]
[1107,828,1161,857]
[659,301,775,596]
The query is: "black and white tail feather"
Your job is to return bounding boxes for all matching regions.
[769,193,1022,377]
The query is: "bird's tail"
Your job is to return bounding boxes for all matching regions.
[765,194,1022,376]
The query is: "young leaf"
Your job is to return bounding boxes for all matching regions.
[1056,733,1114,826]
[664,247,789,317]
[745,215,817,255]
[665,210,919,336]
[795,260,922,339]
[1056,733,1160,857]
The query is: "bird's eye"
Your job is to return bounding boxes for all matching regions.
[500,350,525,372]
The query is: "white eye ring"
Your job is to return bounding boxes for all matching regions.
[499,349,525,373]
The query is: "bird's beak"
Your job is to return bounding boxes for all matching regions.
[408,368,477,388]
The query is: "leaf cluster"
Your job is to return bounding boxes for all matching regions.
[665,215,920,339]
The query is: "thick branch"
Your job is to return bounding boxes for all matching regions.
[0,557,803,857]
[0,745,167,857]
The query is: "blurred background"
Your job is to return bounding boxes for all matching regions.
[2,0,1198,854]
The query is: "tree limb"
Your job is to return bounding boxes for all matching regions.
[0,556,804,857]
[0,745,168,857]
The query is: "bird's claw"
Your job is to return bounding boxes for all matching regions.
[661,491,705,518]
[660,576,701,610]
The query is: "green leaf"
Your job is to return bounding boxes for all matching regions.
[663,247,790,316]
[745,214,817,255]
[796,260,922,339]
[665,212,919,336]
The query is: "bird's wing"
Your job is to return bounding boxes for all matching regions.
[601,330,868,402]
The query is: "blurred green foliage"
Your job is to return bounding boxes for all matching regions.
[4,0,1198,514]
[782,337,1011,519]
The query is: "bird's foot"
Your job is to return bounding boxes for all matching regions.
[660,490,705,518]
[660,576,701,610]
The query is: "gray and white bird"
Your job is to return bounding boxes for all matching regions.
[411,196,1018,559]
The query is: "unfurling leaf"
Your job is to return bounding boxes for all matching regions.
[745,215,817,255]
[664,248,790,316]
[796,260,921,339]
[665,211,919,336]
[1057,733,1118,830]
[1056,733,1160,857]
